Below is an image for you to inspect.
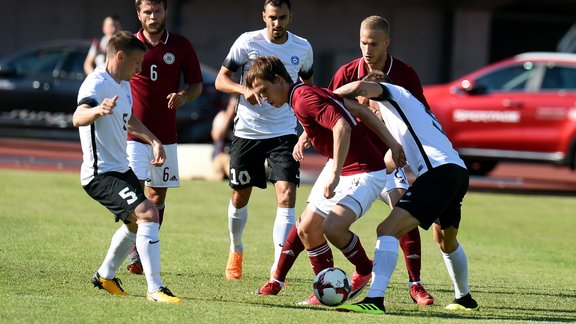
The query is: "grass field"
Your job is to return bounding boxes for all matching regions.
[1,169,575,323]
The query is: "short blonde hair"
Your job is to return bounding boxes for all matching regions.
[360,15,390,36]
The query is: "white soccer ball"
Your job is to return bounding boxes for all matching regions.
[313,267,351,306]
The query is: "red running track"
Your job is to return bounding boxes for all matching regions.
[2,138,576,195]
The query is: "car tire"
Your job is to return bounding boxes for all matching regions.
[464,159,497,176]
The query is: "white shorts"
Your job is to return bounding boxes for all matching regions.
[379,167,409,204]
[127,141,180,188]
[307,159,387,219]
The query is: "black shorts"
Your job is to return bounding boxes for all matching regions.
[229,135,300,190]
[396,164,469,230]
[83,170,148,223]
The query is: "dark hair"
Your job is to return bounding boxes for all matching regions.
[135,0,167,11]
[264,0,291,11]
[245,56,292,89]
[362,70,392,83]
[107,31,147,56]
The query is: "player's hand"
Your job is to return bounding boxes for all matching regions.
[98,95,117,116]
[389,142,407,169]
[244,89,262,106]
[150,141,166,166]
[324,173,339,199]
[292,135,310,161]
[167,92,186,109]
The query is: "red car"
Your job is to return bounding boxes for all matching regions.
[424,52,576,175]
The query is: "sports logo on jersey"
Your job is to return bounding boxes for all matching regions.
[291,56,300,65]
[163,53,175,65]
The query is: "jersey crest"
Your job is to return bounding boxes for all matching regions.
[163,52,175,65]
[291,56,299,65]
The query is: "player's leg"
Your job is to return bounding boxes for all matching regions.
[384,168,434,305]
[130,198,181,303]
[226,136,267,279]
[296,207,333,305]
[434,165,478,311]
[257,218,305,295]
[267,135,300,276]
[337,206,418,314]
[126,140,153,275]
[84,171,147,296]
[324,169,387,300]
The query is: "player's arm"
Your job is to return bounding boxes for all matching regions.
[333,80,384,100]
[215,66,261,106]
[293,131,311,162]
[325,117,351,199]
[342,98,406,168]
[73,96,117,127]
[127,115,166,166]
[167,82,203,109]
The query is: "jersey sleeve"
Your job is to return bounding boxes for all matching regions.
[328,65,351,91]
[299,43,314,81]
[77,75,103,107]
[401,65,430,110]
[181,39,203,85]
[301,90,351,129]
[222,33,250,73]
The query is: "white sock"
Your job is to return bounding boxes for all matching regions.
[228,200,248,253]
[366,236,398,298]
[98,225,136,279]
[442,244,470,299]
[270,207,295,272]
[136,222,163,293]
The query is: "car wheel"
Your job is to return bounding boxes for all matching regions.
[464,160,497,176]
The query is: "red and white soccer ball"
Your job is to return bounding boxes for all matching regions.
[313,267,351,306]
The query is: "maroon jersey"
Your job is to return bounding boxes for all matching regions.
[129,29,203,144]
[289,83,385,176]
[328,55,429,156]
[328,55,429,109]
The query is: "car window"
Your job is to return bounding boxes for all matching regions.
[59,51,87,80]
[9,48,64,75]
[475,63,536,93]
[541,65,576,90]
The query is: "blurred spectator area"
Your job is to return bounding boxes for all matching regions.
[2,0,576,87]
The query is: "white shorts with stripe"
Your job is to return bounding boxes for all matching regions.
[127,141,180,188]
[307,159,387,219]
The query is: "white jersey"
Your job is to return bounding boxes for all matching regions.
[77,68,133,185]
[376,83,466,177]
[222,28,314,139]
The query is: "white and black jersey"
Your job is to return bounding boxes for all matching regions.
[222,28,313,139]
[375,83,466,177]
[77,68,133,185]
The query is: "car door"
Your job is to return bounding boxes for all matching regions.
[47,48,88,129]
[451,62,537,152]
[0,46,67,129]
[522,63,576,156]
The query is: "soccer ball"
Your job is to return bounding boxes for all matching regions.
[313,267,351,306]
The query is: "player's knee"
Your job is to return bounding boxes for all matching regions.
[135,200,159,223]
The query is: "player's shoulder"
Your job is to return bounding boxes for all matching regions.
[287,32,311,47]
[390,55,417,72]
[239,29,265,42]
[338,58,362,73]
[168,32,193,46]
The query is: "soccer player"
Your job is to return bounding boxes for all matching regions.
[126,0,203,274]
[214,0,314,280]
[74,31,181,303]
[334,75,479,314]
[258,15,433,306]
[327,15,434,306]
[245,56,406,305]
